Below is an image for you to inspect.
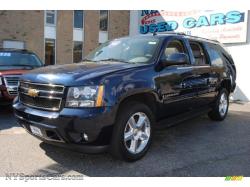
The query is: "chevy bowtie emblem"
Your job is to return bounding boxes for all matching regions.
[27,89,39,97]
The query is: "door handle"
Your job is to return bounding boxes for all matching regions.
[211,71,217,75]
[181,82,186,88]
[192,74,202,78]
[180,82,191,89]
[206,78,210,84]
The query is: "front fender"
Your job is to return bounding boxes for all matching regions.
[101,65,159,107]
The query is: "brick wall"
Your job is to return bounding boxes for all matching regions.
[84,10,99,56]
[83,10,130,56]
[108,10,130,40]
[56,10,73,64]
[0,10,131,63]
[0,10,44,61]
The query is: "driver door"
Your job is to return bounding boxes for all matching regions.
[155,38,197,119]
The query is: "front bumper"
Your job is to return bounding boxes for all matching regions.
[13,101,117,153]
[0,85,15,104]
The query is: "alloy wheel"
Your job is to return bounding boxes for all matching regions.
[123,112,151,154]
[219,92,228,117]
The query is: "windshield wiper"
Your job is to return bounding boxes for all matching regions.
[82,58,97,62]
[98,58,128,63]
[81,58,129,63]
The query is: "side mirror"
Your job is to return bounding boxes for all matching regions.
[161,53,188,67]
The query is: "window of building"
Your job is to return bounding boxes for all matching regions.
[45,39,56,65]
[46,10,56,25]
[74,10,84,29]
[73,41,83,63]
[3,40,25,49]
[99,10,108,31]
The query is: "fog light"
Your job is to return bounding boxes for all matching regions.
[83,133,88,141]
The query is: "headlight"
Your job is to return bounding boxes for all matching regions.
[66,85,104,107]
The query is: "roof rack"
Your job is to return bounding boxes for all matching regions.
[184,34,219,43]
[153,31,186,36]
[153,31,219,43]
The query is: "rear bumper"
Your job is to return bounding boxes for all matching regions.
[13,100,117,153]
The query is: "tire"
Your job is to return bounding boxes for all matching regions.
[110,101,155,162]
[208,88,229,121]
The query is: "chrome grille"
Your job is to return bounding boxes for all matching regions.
[19,81,65,111]
[3,75,21,96]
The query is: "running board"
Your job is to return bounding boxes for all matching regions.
[155,107,211,129]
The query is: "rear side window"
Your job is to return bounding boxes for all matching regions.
[189,42,208,65]
[207,44,224,67]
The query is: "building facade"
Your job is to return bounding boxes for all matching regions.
[0,10,249,101]
[0,10,130,65]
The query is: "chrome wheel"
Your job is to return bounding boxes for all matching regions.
[123,112,151,154]
[219,92,228,117]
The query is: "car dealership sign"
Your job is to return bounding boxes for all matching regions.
[139,10,248,43]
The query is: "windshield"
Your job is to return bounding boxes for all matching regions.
[85,37,160,64]
[0,52,43,67]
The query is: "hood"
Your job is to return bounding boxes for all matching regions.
[0,69,28,76]
[21,62,142,86]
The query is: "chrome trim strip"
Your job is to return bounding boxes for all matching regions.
[19,86,63,95]
[3,75,20,96]
[15,113,24,120]
[19,100,61,111]
[13,102,59,118]
[20,81,65,93]
[19,96,62,111]
[19,91,62,100]
[162,94,196,104]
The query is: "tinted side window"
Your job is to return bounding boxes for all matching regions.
[207,44,224,67]
[190,42,208,65]
[161,39,187,61]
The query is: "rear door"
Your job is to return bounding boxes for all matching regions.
[186,40,216,107]
[205,43,228,95]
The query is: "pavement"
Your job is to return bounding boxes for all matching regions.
[0,102,250,177]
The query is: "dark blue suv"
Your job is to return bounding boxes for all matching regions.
[13,33,236,161]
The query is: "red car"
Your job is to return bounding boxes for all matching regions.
[0,49,43,104]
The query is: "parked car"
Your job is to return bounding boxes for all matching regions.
[13,33,236,161]
[0,49,43,105]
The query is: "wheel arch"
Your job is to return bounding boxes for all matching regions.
[116,91,159,121]
[220,78,232,93]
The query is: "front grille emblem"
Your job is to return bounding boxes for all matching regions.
[19,81,64,111]
[27,89,39,97]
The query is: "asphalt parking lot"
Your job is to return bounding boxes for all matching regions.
[0,102,250,177]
